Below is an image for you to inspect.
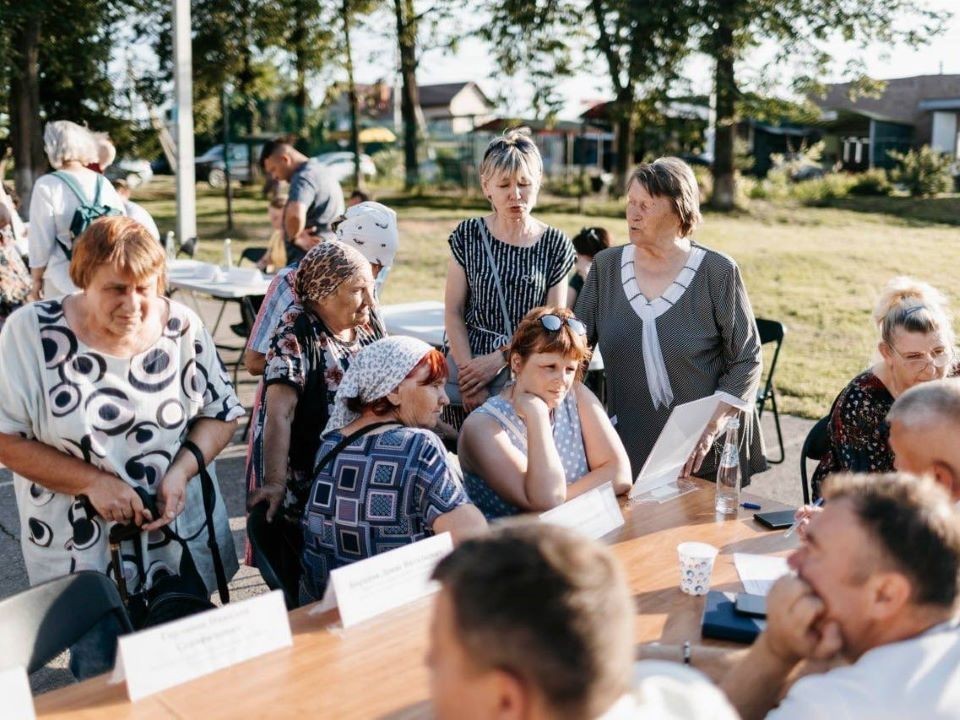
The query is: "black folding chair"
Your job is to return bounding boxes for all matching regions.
[756,318,787,464]
[800,415,831,505]
[177,235,198,258]
[239,247,267,267]
[246,504,299,610]
[0,571,133,674]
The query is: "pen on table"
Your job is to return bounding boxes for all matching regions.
[783,497,825,538]
[741,502,762,510]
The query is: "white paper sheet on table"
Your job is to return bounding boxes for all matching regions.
[734,553,791,596]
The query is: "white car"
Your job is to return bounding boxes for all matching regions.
[313,152,377,182]
[105,159,154,188]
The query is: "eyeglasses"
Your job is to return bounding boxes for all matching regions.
[539,314,586,336]
[889,344,953,370]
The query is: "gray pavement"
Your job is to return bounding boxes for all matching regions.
[0,296,814,694]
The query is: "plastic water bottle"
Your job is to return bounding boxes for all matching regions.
[165,231,176,262]
[715,416,741,514]
[222,237,233,269]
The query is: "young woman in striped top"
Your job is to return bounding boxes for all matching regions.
[444,129,575,418]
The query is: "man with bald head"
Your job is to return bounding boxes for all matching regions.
[887,377,960,505]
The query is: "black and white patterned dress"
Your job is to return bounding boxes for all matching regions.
[0,298,243,594]
[449,218,575,355]
[575,243,767,483]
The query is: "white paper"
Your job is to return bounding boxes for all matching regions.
[0,667,35,720]
[309,533,454,628]
[540,482,624,540]
[112,590,292,701]
[630,394,727,498]
[734,553,791,596]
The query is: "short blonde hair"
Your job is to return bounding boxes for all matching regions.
[43,121,97,169]
[628,157,703,237]
[70,216,166,290]
[479,128,543,182]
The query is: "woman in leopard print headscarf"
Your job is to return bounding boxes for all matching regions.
[247,240,386,602]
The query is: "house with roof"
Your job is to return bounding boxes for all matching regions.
[327,80,495,138]
[812,74,960,170]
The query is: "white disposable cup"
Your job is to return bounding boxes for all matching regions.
[677,542,719,596]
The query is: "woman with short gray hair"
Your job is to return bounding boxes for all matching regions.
[27,121,125,300]
[575,156,767,484]
[444,129,574,423]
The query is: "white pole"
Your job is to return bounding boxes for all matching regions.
[172,0,197,243]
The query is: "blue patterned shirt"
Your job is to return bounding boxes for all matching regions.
[300,426,472,602]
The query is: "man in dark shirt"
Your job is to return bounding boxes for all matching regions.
[259,138,345,264]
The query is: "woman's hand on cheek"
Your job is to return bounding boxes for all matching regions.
[513,391,550,423]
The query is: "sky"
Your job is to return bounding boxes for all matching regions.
[350,0,960,120]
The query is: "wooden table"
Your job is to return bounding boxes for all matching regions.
[35,481,795,719]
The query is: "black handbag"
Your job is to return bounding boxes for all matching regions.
[104,440,230,630]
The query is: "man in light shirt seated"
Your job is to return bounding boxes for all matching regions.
[721,472,960,719]
[113,179,160,242]
[887,377,960,506]
[428,522,739,720]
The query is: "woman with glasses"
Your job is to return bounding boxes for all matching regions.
[812,277,957,498]
[457,306,631,520]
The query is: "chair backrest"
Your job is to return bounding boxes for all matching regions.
[240,247,267,267]
[246,504,298,609]
[755,318,786,401]
[177,236,198,258]
[800,415,831,505]
[0,571,133,674]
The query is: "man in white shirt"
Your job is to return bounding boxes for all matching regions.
[428,522,738,720]
[113,180,160,242]
[887,377,960,506]
[721,472,960,720]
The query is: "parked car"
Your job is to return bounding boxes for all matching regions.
[312,151,377,183]
[105,159,154,188]
[196,143,262,188]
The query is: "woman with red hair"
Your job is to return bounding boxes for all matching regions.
[299,336,486,605]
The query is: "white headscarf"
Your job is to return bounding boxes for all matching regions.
[324,336,434,434]
[335,201,399,268]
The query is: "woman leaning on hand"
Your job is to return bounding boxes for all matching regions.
[0,217,242,678]
[444,129,575,421]
[575,158,766,483]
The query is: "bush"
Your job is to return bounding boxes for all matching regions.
[847,168,892,196]
[790,173,857,205]
[889,147,953,197]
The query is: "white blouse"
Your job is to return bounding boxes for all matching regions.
[0,298,243,593]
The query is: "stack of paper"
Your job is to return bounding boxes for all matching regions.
[734,553,791,596]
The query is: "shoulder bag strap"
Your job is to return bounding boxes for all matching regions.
[475,220,514,342]
[180,439,230,604]
[313,421,400,477]
[92,174,104,206]
[53,171,92,206]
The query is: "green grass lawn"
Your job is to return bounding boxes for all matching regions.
[137,176,960,419]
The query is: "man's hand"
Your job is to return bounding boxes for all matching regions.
[293,227,321,252]
[762,575,843,665]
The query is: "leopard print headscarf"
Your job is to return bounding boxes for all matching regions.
[294,239,369,304]
[324,336,434,433]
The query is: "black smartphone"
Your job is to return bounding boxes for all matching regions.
[735,592,767,617]
[753,509,796,530]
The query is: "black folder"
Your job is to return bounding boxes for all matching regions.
[700,591,765,643]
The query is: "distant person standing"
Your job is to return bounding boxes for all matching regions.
[259,139,345,265]
[112,180,160,242]
[567,226,610,307]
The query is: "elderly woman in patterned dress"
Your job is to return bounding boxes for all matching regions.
[300,336,486,604]
[0,216,242,678]
[246,240,385,598]
[458,306,631,520]
[575,158,766,484]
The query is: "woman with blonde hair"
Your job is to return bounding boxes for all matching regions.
[444,129,575,422]
[812,276,957,498]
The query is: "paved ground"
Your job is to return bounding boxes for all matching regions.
[0,297,815,693]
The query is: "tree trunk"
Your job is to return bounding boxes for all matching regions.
[342,0,362,189]
[709,8,737,210]
[612,88,635,196]
[394,0,420,189]
[9,15,44,210]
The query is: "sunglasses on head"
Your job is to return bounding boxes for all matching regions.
[539,314,586,336]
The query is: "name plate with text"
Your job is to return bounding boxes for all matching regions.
[0,667,34,720]
[310,532,453,628]
[112,590,293,701]
[540,482,624,540]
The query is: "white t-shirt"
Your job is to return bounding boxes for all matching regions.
[27,169,125,295]
[124,199,160,241]
[768,620,960,720]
